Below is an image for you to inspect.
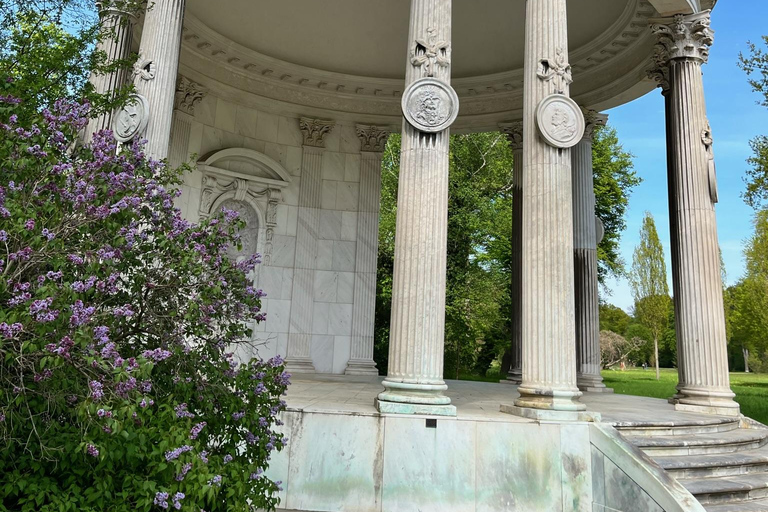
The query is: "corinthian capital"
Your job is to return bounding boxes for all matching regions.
[356,124,390,153]
[499,121,524,152]
[174,76,208,116]
[582,109,608,141]
[299,117,335,148]
[650,11,714,65]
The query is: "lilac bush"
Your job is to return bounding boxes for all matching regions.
[0,84,289,511]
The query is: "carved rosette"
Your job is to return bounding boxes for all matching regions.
[175,76,208,116]
[356,124,390,153]
[299,117,335,148]
[410,27,451,78]
[650,11,714,67]
[499,121,524,152]
[537,47,573,94]
[581,109,608,141]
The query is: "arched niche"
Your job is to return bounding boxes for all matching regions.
[197,148,292,266]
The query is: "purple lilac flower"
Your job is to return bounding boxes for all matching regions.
[174,403,195,419]
[89,380,104,401]
[164,445,193,461]
[175,462,193,481]
[0,322,23,339]
[189,422,206,440]
[142,347,172,362]
[198,450,208,463]
[232,411,245,421]
[70,300,96,326]
[139,398,154,408]
[172,492,185,510]
[249,468,263,480]
[23,219,34,230]
[41,228,55,241]
[97,408,112,418]
[154,492,169,509]
[254,382,266,395]
[113,304,134,317]
[208,475,222,487]
[34,369,53,382]
[0,230,7,242]
[86,444,99,457]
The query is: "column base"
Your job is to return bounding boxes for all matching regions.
[376,399,457,416]
[500,404,600,422]
[285,357,316,374]
[514,384,587,412]
[504,368,522,385]
[376,378,456,416]
[344,359,380,376]
[577,373,613,393]
[669,388,740,417]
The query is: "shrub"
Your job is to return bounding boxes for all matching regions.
[0,83,289,512]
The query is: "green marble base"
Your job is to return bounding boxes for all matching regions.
[500,404,601,423]
[376,399,457,417]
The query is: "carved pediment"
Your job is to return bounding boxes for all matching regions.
[197,147,293,187]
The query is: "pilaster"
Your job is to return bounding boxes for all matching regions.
[649,11,738,415]
[285,118,335,374]
[134,0,186,159]
[499,122,524,385]
[83,1,137,144]
[168,76,207,169]
[345,125,389,376]
[376,0,456,416]
[506,0,586,417]
[573,109,611,393]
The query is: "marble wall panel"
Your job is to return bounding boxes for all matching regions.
[382,417,476,512]
[603,459,663,512]
[234,105,258,139]
[285,146,303,177]
[242,136,267,154]
[312,303,330,336]
[332,336,351,374]
[339,123,360,154]
[278,116,303,148]
[266,299,292,334]
[200,126,244,155]
[560,424,592,512]
[319,211,342,240]
[344,154,362,183]
[337,272,355,304]
[256,111,279,143]
[194,94,217,126]
[321,181,337,211]
[310,335,334,373]
[322,152,346,181]
[284,412,384,512]
[314,271,338,303]
[341,212,358,241]
[336,183,359,212]
[316,240,334,271]
[270,236,296,268]
[214,97,236,132]
[328,303,353,336]
[187,122,203,159]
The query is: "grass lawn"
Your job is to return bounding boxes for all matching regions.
[602,368,768,425]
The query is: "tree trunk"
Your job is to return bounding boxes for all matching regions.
[744,347,750,373]
[654,335,660,380]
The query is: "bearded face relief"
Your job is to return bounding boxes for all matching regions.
[401,78,459,133]
[219,199,259,262]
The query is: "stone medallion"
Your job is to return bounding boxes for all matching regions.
[595,216,605,245]
[535,94,585,149]
[401,78,459,133]
[112,94,149,143]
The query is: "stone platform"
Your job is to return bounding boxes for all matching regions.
[264,375,717,512]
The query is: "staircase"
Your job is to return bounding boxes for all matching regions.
[615,417,768,511]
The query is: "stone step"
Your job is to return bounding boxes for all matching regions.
[705,496,768,511]
[626,430,768,456]
[680,473,768,505]
[656,447,768,479]
[614,417,741,437]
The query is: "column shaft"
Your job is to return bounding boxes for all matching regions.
[83,3,135,143]
[571,114,610,392]
[377,0,455,415]
[513,0,584,413]
[346,127,388,375]
[135,0,185,159]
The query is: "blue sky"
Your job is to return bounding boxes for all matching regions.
[602,0,768,312]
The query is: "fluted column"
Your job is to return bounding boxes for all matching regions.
[500,122,524,385]
[285,118,335,374]
[346,125,389,376]
[134,0,186,159]
[650,11,738,415]
[83,1,136,144]
[504,0,587,417]
[168,76,207,169]
[573,110,611,393]
[377,0,457,416]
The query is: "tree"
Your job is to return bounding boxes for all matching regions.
[599,303,631,335]
[629,212,670,380]
[738,36,768,209]
[599,330,644,369]
[0,88,288,511]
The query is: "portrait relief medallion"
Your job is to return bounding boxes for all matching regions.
[401,78,459,133]
[112,94,150,143]
[535,94,585,149]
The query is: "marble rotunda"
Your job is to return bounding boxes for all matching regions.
[85,1,752,511]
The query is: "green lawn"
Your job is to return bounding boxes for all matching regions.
[602,368,768,425]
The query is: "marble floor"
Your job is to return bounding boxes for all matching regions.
[285,374,733,426]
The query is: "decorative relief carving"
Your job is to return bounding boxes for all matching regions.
[647,45,671,92]
[264,189,281,265]
[401,78,459,133]
[410,28,451,78]
[132,55,155,85]
[112,94,149,142]
[537,48,573,94]
[595,216,605,245]
[356,124,390,153]
[499,122,524,152]
[582,109,608,141]
[174,76,208,115]
[650,11,714,65]
[535,94,585,149]
[299,117,335,148]
[701,121,718,204]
